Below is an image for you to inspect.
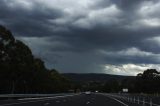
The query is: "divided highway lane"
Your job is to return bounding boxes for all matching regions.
[0,93,140,106]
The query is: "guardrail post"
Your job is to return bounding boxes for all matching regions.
[143,97,145,106]
[150,99,152,106]
[137,97,139,104]
[129,97,131,102]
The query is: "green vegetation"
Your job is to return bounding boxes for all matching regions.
[0,25,72,94]
[135,69,160,93]
[105,69,160,94]
[64,69,160,94]
[103,69,160,94]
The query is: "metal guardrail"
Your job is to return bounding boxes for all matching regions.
[105,93,160,106]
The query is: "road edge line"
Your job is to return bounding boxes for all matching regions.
[105,95,128,106]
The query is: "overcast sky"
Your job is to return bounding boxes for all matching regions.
[1,0,160,76]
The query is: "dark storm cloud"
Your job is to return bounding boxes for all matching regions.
[1,0,160,75]
[103,52,160,65]
[113,0,143,10]
[0,0,64,37]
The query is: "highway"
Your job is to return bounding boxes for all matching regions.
[0,93,141,106]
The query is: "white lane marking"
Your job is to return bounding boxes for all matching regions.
[18,95,70,101]
[56,100,60,103]
[113,98,128,106]
[44,103,50,105]
[86,101,90,104]
[19,98,42,100]
[105,95,128,106]
[18,94,79,101]
[0,94,79,106]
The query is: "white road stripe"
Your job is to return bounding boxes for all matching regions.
[0,94,79,106]
[109,96,128,106]
[44,103,50,105]
[101,94,128,106]
[56,100,60,103]
[86,101,90,104]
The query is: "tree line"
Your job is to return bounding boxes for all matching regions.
[63,69,160,94]
[0,25,72,94]
[87,69,160,94]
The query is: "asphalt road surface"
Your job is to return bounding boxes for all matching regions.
[0,93,142,106]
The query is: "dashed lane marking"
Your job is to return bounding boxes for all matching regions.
[86,101,90,104]
[44,103,50,105]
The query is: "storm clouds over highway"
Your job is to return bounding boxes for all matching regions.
[1,0,160,75]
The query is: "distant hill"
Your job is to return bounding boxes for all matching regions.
[63,73,135,83]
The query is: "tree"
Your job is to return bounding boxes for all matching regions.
[135,69,160,93]
[0,25,71,94]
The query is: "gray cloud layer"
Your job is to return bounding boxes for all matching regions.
[1,0,160,75]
